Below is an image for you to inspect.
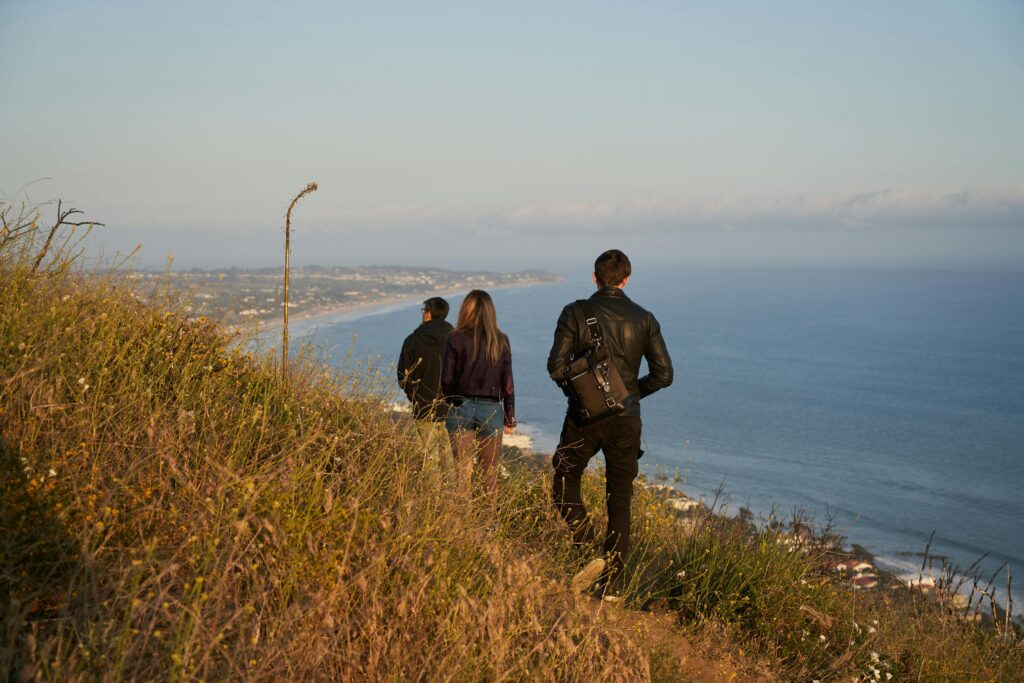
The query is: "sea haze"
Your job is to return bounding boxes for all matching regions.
[292,267,1024,609]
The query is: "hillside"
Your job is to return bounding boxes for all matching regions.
[2,202,1022,681]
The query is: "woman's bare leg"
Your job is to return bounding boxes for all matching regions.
[475,433,502,497]
[449,429,477,500]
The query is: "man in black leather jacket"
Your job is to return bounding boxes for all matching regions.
[547,250,673,599]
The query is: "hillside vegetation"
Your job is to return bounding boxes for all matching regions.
[2,201,1021,681]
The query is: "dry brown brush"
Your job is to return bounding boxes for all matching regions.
[0,201,652,681]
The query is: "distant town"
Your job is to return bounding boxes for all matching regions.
[130,265,562,325]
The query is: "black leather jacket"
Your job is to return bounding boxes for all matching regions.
[547,287,673,417]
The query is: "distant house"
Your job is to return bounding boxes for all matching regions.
[851,575,879,590]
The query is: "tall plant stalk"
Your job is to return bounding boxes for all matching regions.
[283,182,318,380]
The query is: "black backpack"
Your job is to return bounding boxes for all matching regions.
[550,300,634,425]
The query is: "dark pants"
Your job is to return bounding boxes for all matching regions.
[552,415,642,591]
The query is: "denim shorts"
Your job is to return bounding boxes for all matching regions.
[445,397,504,438]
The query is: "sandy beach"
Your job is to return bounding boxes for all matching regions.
[228,278,560,340]
[284,279,559,333]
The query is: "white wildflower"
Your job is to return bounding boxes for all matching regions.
[868,626,876,634]
[819,634,827,642]
[48,469,57,477]
[78,377,86,385]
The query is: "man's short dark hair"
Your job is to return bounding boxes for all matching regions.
[423,297,449,320]
[594,250,632,289]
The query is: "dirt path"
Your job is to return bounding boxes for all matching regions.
[584,599,776,682]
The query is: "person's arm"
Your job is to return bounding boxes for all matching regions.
[440,333,459,399]
[397,334,416,399]
[638,313,673,398]
[546,304,579,376]
[501,338,515,430]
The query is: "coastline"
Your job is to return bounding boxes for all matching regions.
[269,271,1024,624]
[461,414,1023,623]
[232,278,561,338]
[291,278,559,329]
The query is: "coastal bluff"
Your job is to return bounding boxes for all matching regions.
[2,215,1021,680]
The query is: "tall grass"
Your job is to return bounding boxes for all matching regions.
[1,201,651,680]
[3,198,1022,681]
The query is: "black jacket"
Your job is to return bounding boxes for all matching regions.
[397,318,453,420]
[547,287,673,418]
[441,329,515,427]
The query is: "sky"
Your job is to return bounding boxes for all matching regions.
[1,0,1022,271]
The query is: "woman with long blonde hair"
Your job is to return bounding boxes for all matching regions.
[441,290,515,498]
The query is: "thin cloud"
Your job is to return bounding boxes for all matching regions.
[308,185,1024,236]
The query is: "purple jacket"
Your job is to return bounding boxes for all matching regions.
[441,329,515,427]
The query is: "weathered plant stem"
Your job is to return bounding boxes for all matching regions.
[31,199,103,273]
[282,182,318,380]
[1005,565,1012,641]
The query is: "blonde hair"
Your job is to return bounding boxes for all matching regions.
[456,290,507,366]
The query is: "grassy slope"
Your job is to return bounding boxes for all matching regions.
[2,211,1021,681]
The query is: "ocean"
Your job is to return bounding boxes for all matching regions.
[290,267,1024,610]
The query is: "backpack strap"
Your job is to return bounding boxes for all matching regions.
[577,299,604,350]
[576,299,617,407]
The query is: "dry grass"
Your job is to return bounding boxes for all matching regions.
[1,202,651,680]
[648,503,1024,681]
